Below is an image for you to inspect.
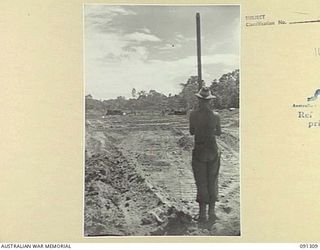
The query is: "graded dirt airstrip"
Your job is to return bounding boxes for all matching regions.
[84,110,240,236]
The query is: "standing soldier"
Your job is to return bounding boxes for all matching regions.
[189,86,221,222]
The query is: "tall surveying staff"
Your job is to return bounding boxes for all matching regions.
[189,86,221,222]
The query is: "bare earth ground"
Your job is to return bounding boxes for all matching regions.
[84,109,240,236]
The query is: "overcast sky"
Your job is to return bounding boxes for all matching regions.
[85,5,240,100]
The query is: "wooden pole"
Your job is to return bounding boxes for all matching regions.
[196,12,202,90]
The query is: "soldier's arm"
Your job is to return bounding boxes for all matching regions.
[189,112,195,135]
[214,113,222,136]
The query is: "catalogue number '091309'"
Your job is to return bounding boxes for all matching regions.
[300,244,319,248]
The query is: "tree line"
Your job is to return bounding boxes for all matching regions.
[86,69,239,114]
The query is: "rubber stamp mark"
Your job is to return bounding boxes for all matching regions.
[307,89,320,101]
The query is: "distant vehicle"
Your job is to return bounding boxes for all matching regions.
[106,109,124,115]
[174,110,187,115]
[167,109,187,115]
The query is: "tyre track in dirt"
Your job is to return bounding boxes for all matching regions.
[85,130,167,236]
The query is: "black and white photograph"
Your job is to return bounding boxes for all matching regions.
[84,4,240,236]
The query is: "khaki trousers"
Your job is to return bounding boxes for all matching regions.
[192,151,220,204]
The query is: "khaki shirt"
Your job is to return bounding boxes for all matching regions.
[189,108,221,161]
